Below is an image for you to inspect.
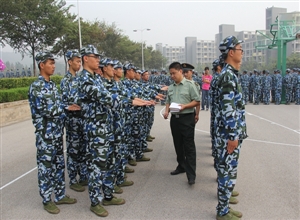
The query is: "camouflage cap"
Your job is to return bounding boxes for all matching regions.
[66,49,81,60]
[286,68,291,72]
[123,63,137,71]
[113,60,123,69]
[100,58,114,67]
[212,59,221,69]
[219,36,243,54]
[80,44,101,56]
[141,69,148,74]
[35,51,56,65]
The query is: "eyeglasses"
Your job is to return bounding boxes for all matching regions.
[87,55,100,60]
[233,48,244,53]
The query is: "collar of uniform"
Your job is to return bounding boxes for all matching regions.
[173,77,186,86]
[82,69,95,78]
[38,74,53,84]
[66,71,79,78]
[223,63,239,75]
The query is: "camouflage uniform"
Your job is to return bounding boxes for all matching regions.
[5,70,10,78]
[102,76,133,187]
[274,71,282,105]
[27,68,32,77]
[214,63,247,216]
[21,68,26,77]
[216,36,247,217]
[240,72,249,105]
[78,68,123,205]
[249,72,255,103]
[295,71,300,105]
[283,70,293,104]
[15,69,20,77]
[263,72,272,104]
[253,72,261,104]
[61,70,88,186]
[271,71,276,103]
[209,71,220,171]
[28,74,66,204]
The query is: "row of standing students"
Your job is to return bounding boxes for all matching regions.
[28,45,166,216]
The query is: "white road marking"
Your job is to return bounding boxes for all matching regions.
[0,149,67,191]
[1,108,299,191]
[160,106,299,147]
[0,167,37,191]
[246,112,300,134]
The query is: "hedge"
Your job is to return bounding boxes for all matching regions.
[0,76,63,103]
[0,75,63,90]
[0,87,29,103]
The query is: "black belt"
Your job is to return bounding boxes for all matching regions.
[171,112,194,118]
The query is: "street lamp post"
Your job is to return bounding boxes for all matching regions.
[133,28,150,70]
[77,0,82,49]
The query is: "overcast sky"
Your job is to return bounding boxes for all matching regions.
[1,0,299,54]
[66,0,300,48]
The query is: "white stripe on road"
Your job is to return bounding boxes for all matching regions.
[0,167,37,191]
[0,149,67,191]
[160,106,299,147]
[1,108,298,191]
[246,112,300,134]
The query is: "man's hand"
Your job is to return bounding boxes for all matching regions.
[227,140,238,154]
[155,94,165,101]
[132,99,152,106]
[68,104,81,111]
[160,86,168,91]
[163,111,169,119]
[178,104,185,111]
[195,114,199,123]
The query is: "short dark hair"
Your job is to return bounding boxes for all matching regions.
[204,67,209,71]
[169,62,182,70]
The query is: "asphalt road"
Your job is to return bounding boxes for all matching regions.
[0,104,299,220]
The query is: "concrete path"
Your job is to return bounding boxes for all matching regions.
[0,104,299,220]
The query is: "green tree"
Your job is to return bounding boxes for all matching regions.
[0,0,71,76]
[286,53,300,69]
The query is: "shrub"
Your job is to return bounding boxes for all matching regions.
[0,75,63,90]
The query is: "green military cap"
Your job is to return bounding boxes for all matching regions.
[181,63,194,71]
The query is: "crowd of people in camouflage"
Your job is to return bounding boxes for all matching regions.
[0,68,32,78]
[240,68,300,105]
[26,34,299,219]
[28,45,167,216]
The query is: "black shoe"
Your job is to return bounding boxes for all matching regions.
[188,179,195,185]
[170,169,185,175]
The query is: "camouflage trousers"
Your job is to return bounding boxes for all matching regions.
[263,89,271,104]
[275,89,282,104]
[241,87,249,104]
[249,88,253,103]
[295,88,300,105]
[271,89,275,102]
[210,113,217,171]
[253,88,261,104]
[216,139,242,216]
[285,88,293,104]
[115,139,127,185]
[140,108,150,151]
[132,108,144,159]
[85,121,111,205]
[65,115,88,185]
[36,134,66,204]
[146,106,155,136]
[102,133,116,200]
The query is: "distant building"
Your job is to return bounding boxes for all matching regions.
[155,43,185,67]
[156,6,299,69]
